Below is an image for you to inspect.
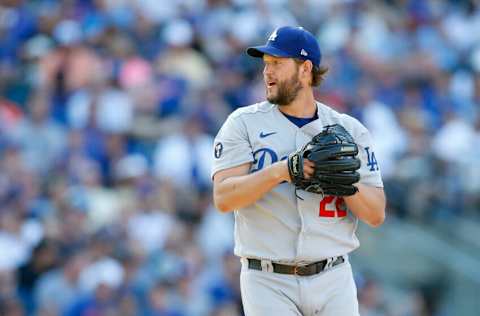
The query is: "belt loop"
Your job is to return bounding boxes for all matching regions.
[325,255,344,270]
[240,257,249,267]
[261,259,274,273]
[324,257,334,270]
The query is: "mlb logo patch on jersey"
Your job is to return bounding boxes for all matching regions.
[214,142,223,159]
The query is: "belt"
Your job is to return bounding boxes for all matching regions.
[247,256,345,276]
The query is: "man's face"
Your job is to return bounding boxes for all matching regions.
[263,55,302,106]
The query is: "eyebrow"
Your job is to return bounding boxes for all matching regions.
[263,58,282,63]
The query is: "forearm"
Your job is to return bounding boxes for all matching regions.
[344,183,386,227]
[214,161,290,212]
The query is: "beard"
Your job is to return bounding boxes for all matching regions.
[266,71,302,106]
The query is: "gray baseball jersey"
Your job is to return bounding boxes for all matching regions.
[212,101,383,264]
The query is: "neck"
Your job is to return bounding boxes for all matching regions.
[277,88,316,118]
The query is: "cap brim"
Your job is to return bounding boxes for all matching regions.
[246,45,292,59]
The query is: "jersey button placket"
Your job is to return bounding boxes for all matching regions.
[294,130,309,259]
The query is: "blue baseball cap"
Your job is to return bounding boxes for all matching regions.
[247,26,321,67]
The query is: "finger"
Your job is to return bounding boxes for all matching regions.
[303,165,315,179]
[304,159,315,168]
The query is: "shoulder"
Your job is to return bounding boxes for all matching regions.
[216,102,273,137]
[219,101,275,134]
[317,102,368,138]
[229,101,276,120]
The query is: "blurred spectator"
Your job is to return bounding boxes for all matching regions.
[16,239,59,314]
[432,112,476,165]
[153,113,214,190]
[9,90,66,174]
[127,193,175,255]
[0,1,479,315]
[156,19,213,90]
[0,211,31,272]
[66,83,133,134]
[145,281,183,316]
[34,252,88,315]
[78,256,124,295]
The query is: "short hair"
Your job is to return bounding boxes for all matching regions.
[295,59,329,87]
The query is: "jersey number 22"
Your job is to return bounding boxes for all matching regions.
[319,196,346,218]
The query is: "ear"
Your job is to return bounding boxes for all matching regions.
[303,60,313,74]
[300,60,313,84]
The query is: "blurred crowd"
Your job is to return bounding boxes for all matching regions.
[0,0,479,315]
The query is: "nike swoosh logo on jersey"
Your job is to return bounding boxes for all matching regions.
[259,131,277,138]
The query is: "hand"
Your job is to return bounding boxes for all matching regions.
[303,159,315,179]
[288,124,361,196]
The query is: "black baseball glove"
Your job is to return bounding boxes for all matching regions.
[287,124,361,196]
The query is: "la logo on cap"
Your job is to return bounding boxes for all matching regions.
[301,49,308,56]
[268,29,278,41]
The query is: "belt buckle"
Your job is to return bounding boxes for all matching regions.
[293,264,310,276]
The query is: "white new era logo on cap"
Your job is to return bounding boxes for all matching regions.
[300,49,308,56]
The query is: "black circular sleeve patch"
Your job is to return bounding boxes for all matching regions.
[214,142,223,159]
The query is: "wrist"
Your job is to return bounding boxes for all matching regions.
[273,160,291,183]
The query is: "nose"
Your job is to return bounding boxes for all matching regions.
[263,64,273,77]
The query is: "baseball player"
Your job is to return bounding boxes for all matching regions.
[212,26,386,316]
